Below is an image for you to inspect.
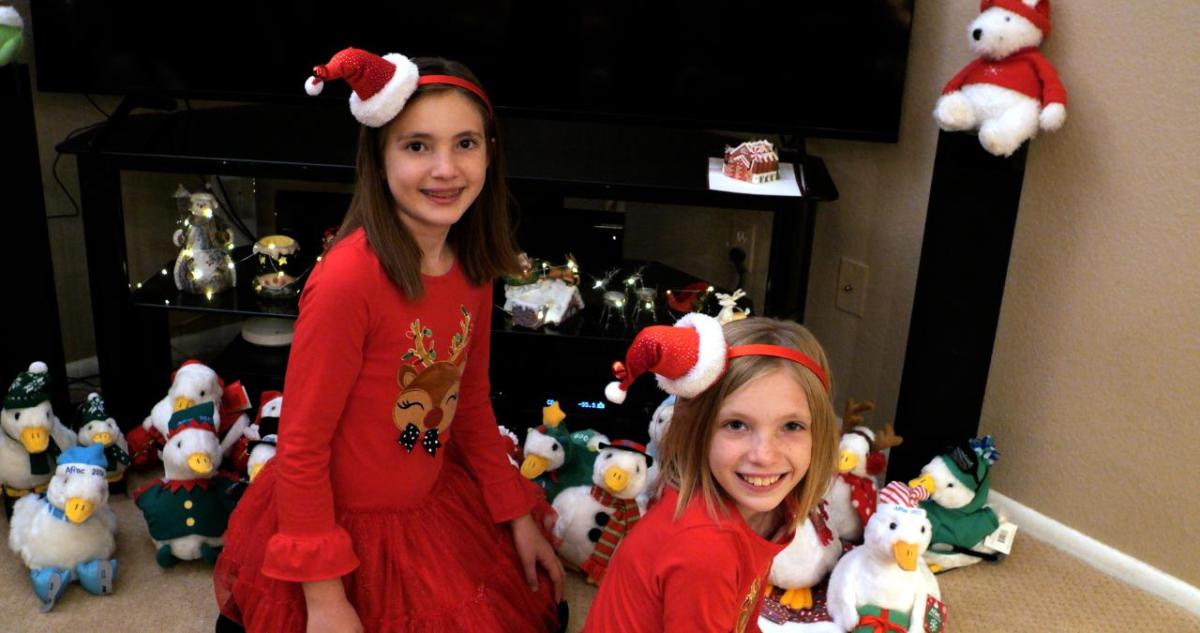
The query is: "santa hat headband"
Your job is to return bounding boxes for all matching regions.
[305,47,493,128]
[981,0,1051,36]
[604,314,829,405]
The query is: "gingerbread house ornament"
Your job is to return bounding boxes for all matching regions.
[723,140,780,184]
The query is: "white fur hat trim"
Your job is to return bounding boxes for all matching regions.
[656,313,727,398]
[349,53,420,128]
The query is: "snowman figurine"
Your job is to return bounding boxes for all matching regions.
[173,192,236,295]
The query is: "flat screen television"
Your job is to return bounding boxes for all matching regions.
[31,1,915,141]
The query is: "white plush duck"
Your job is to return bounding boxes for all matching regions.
[552,439,651,585]
[827,483,943,633]
[8,443,118,610]
[908,436,1003,573]
[1,362,77,515]
[133,402,239,567]
[75,393,131,491]
[638,394,675,508]
[824,401,904,544]
[768,500,843,611]
[136,360,251,462]
[245,415,279,483]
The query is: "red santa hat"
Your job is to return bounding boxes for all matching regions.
[604,313,727,404]
[981,0,1051,37]
[305,48,421,128]
[305,47,493,128]
[256,391,283,425]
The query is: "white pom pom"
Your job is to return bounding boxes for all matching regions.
[305,76,323,96]
[87,393,101,402]
[605,382,627,404]
[29,361,48,374]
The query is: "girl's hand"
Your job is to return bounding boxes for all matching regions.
[510,513,565,603]
[303,578,363,633]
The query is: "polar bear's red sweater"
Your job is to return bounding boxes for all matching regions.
[943,47,1067,107]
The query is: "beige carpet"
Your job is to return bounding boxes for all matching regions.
[2,471,1197,633]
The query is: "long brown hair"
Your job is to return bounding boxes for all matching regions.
[657,317,839,528]
[333,57,522,298]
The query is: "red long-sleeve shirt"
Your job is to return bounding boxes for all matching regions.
[260,229,534,582]
[583,488,790,633]
[942,47,1067,107]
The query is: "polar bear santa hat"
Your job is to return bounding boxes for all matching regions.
[981,0,1052,37]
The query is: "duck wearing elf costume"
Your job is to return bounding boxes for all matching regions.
[8,443,119,611]
[1,362,77,517]
[909,436,1003,572]
[520,400,608,503]
[552,439,651,585]
[75,393,131,494]
[133,401,240,567]
[827,483,945,633]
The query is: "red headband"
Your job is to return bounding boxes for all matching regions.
[726,344,830,392]
[419,74,494,116]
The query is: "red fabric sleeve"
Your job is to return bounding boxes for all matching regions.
[942,57,984,94]
[1030,51,1067,106]
[659,531,744,632]
[261,255,367,582]
[449,287,536,523]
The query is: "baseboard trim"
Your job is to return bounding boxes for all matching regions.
[990,490,1200,617]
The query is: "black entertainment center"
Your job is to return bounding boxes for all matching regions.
[36,0,914,442]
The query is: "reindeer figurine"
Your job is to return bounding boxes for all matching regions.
[393,307,473,457]
[714,289,750,324]
[824,399,905,543]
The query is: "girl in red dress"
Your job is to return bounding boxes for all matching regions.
[213,48,563,633]
[585,316,839,632]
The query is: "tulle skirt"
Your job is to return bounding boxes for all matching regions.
[213,458,560,633]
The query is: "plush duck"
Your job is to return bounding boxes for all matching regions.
[824,401,904,544]
[520,400,608,503]
[228,391,282,476]
[8,444,118,611]
[827,482,944,633]
[132,402,239,567]
[75,393,131,495]
[552,439,652,585]
[1,362,77,518]
[639,394,675,508]
[768,500,843,612]
[909,436,1003,572]
[127,360,252,469]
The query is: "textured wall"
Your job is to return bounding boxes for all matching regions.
[804,0,1200,585]
[979,1,1200,585]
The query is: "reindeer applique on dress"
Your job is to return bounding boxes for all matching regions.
[393,306,472,457]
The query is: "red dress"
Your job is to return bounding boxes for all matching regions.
[213,229,559,632]
[583,487,791,633]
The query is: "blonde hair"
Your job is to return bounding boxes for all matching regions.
[657,317,838,527]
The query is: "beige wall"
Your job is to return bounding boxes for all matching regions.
[19,0,1200,584]
[803,0,1200,585]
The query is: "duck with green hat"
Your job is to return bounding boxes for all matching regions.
[909,436,1005,572]
[76,392,132,494]
[1,361,78,517]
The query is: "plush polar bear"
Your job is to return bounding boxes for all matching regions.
[934,0,1067,157]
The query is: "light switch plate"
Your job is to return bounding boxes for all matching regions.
[836,257,869,317]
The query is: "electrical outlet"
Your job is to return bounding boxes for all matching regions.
[730,217,757,272]
[835,257,869,317]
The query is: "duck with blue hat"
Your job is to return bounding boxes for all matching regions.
[133,401,241,567]
[8,443,119,611]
